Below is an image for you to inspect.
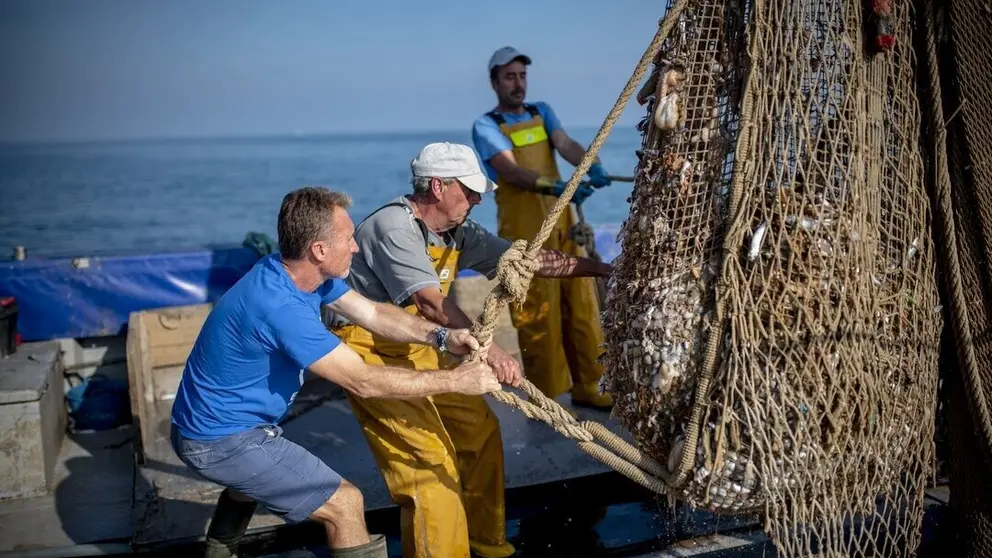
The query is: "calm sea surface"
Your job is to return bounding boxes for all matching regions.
[0,127,643,259]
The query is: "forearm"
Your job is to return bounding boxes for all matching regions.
[363,301,440,347]
[536,249,612,278]
[348,365,457,399]
[416,295,476,331]
[557,137,589,167]
[499,164,545,192]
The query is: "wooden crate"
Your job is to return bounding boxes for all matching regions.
[125,303,212,465]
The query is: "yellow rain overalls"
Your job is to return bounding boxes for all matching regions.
[485,104,611,404]
[331,203,513,558]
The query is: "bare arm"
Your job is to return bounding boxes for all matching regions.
[488,150,545,192]
[410,288,475,330]
[308,343,498,399]
[326,290,442,348]
[550,129,589,167]
[536,249,613,278]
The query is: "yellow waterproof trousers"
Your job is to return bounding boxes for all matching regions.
[487,108,609,401]
[334,323,512,558]
[499,206,607,399]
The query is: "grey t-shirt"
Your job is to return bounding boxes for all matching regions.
[343,196,512,310]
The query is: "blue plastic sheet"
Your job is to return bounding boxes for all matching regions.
[65,374,132,431]
[0,226,623,342]
[0,247,262,341]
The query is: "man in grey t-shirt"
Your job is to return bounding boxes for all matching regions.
[329,142,613,558]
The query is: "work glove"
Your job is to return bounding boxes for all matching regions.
[536,177,595,205]
[587,162,612,188]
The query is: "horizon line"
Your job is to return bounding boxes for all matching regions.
[0,122,635,149]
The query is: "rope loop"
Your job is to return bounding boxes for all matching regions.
[495,239,540,305]
[569,221,597,248]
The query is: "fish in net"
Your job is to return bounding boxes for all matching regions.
[600,0,943,555]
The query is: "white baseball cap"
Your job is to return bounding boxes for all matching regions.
[488,46,532,72]
[411,142,497,194]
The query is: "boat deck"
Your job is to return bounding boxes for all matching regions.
[0,372,952,557]
[0,294,954,558]
[0,377,663,556]
[0,425,134,554]
[131,379,636,548]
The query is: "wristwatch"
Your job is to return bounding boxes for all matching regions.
[433,326,449,353]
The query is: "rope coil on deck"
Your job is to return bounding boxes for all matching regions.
[467,0,693,495]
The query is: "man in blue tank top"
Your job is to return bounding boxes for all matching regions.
[169,186,500,558]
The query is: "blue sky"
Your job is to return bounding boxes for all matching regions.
[0,0,664,143]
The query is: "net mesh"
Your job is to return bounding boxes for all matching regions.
[601,0,944,555]
[916,0,992,555]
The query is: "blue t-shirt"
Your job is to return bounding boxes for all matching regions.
[471,101,563,181]
[170,254,350,441]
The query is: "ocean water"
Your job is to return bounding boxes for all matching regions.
[0,127,643,259]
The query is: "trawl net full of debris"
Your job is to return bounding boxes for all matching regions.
[601,0,942,556]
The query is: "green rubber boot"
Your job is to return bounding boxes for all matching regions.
[328,534,388,557]
[203,489,258,558]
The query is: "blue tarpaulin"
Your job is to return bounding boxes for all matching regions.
[0,247,262,341]
[0,226,622,342]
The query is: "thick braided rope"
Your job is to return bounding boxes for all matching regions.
[920,1,992,460]
[488,388,670,493]
[494,239,540,305]
[468,1,692,494]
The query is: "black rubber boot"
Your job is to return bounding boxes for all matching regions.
[328,534,388,557]
[203,488,258,558]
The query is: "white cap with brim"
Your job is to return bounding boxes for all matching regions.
[488,46,532,72]
[411,142,497,194]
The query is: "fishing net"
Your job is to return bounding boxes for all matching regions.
[915,0,992,555]
[601,0,944,555]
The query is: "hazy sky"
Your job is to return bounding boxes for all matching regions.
[0,0,664,143]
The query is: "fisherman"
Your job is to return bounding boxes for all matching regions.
[471,46,616,409]
[327,142,614,558]
[169,186,501,558]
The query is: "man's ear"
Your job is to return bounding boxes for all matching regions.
[310,240,326,262]
[431,177,446,199]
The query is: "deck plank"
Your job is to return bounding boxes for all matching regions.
[0,427,135,553]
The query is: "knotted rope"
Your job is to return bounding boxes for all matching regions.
[467,0,691,494]
[568,203,601,261]
[494,239,540,305]
[568,203,608,306]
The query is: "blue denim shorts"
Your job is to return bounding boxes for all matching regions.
[170,423,343,523]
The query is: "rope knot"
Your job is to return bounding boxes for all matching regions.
[496,239,540,303]
[569,222,596,248]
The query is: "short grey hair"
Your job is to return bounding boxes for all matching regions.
[411,175,433,196]
[411,175,455,197]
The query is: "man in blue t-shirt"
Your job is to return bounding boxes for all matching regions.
[471,46,617,410]
[169,186,500,558]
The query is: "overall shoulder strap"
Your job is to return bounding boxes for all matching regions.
[361,200,431,249]
[487,110,507,126]
[358,200,407,226]
[450,225,466,250]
